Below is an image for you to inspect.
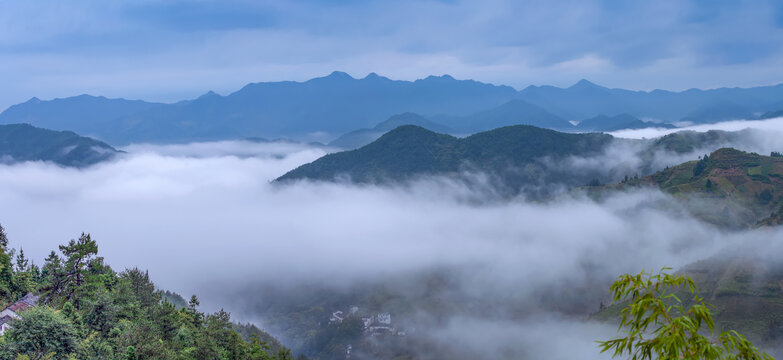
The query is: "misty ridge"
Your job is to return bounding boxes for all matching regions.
[2,115,783,359]
[5,72,783,146]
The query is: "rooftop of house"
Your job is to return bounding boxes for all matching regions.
[18,293,39,306]
[4,293,39,314]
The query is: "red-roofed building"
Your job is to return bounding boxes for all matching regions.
[0,293,39,335]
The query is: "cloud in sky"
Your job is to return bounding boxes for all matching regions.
[1,0,783,110]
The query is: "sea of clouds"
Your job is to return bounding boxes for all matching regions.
[1,117,783,358]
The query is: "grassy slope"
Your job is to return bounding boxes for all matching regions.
[613,148,783,229]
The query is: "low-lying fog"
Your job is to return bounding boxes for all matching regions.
[610,116,783,139]
[2,118,783,359]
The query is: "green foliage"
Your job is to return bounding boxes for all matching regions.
[693,154,710,177]
[124,346,137,360]
[84,292,117,336]
[598,269,772,360]
[0,224,292,360]
[6,306,78,360]
[49,233,99,310]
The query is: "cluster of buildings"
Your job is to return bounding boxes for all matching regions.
[329,306,405,337]
[0,293,39,335]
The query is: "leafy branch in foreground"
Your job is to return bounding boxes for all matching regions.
[598,268,772,360]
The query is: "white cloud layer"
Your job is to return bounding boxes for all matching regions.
[2,130,783,358]
[610,116,783,140]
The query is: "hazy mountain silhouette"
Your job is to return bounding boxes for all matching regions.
[329,112,452,149]
[0,72,517,145]
[433,99,574,133]
[3,73,783,145]
[0,123,119,167]
[575,114,675,132]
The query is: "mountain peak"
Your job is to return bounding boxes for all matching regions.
[198,90,220,99]
[326,71,354,80]
[568,79,604,90]
[422,74,456,82]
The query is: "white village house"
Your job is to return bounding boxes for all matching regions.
[0,293,39,335]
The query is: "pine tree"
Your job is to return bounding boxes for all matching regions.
[15,248,28,272]
[41,251,66,304]
[189,294,200,309]
[0,224,8,249]
[58,233,98,309]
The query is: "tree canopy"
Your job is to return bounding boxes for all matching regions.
[0,224,292,360]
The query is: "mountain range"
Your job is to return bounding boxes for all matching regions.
[3,72,783,145]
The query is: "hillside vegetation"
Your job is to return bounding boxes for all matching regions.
[0,225,291,360]
[618,148,783,228]
[278,125,613,195]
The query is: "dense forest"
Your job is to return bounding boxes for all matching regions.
[0,225,293,360]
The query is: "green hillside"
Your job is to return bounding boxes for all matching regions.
[616,148,783,229]
[682,254,783,342]
[278,125,613,193]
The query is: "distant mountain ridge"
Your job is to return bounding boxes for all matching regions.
[575,114,675,132]
[0,72,518,145]
[519,79,783,123]
[328,113,452,149]
[3,72,783,145]
[0,123,119,167]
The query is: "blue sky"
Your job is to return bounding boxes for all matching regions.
[1,0,782,110]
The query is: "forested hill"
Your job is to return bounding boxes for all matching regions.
[0,226,292,360]
[276,125,773,195]
[277,125,613,191]
[618,148,783,229]
[0,123,118,167]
